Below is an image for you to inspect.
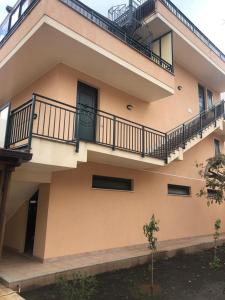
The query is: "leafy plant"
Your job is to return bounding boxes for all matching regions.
[143,214,160,293]
[210,219,222,270]
[196,155,225,206]
[57,273,97,300]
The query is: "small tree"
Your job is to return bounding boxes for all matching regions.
[143,214,160,292]
[210,218,222,270]
[196,154,225,206]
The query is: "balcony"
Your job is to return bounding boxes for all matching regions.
[140,0,225,91]
[0,0,174,103]
[159,0,225,62]
[1,94,224,170]
[0,0,173,73]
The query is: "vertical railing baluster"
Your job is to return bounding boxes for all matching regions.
[199,112,203,138]
[36,101,41,135]
[165,133,168,163]
[28,94,36,151]
[214,105,217,126]
[182,123,185,149]
[112,116,116,150]
[75,104,80,153]
[142,126,145,158]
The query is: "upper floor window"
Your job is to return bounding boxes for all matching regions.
[214,139,221,157]
[207,90,213,109]
[198,84,206,113]
[152,31,173,65]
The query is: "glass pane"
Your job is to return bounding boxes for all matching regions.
[0,17,10,42]
[0,106,9,148]
[21,0,30,15]
[198,85,205,113]
[214,139,220,157]
[92,175,133,191]
[168,184,191,196]
[10,6,20,28]
[207,90,213,109]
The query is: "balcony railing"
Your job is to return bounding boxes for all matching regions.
[160,0,225,63]
[0,0,40,47]
[4,94,225,162]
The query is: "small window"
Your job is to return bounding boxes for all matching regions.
[92,175,133,191]
[168,184,191,196]
[207,189,218,199]
[214,139,220,157]
[207,90,213,109]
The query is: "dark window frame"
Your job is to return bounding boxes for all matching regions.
[92,175,133,191]
[214,139,221,157]
[207,90,213,109]
[207,189,218,199]
[168,184,191,196]
[198,84,206,113]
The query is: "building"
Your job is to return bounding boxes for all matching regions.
[0,0,225,270]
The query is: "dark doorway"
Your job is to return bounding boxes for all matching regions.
[198,84,206,113]
[77,82,98,142]
[24,191,39,255]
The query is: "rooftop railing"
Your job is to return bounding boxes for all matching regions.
[0,0,40,47]
[160,0,225,62]
[4,94,224,163]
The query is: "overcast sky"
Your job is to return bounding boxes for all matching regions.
[1,0,225,52]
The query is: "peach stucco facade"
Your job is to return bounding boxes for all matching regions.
[1,0,225,264]
[11,63,220,133]
[4,133,225,260]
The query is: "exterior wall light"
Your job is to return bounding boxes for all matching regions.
[177,85,183,91]
[127,104,133,110]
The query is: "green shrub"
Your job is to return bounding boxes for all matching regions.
[57,273,97,300]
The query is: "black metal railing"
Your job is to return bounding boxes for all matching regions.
[160,0,225,63]
[108,0,155,27]
[4,94,225,162]
[59,0,173,73]
[6,94,78,150]
[77,102,166,159]
[166,101,225,155]
[0,0,40,47]
[6,100,33,149]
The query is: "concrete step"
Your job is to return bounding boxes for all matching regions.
[1,233,225,292]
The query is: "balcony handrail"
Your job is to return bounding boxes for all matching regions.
[4,94,224,162]
[11,99,32,114]
[33,93,165,135]
[160,0,225,62]
[59,0,173,73]
[167,100,224,135]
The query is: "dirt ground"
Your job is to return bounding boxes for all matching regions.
[22,245,225,300]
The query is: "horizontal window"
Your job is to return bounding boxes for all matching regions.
[207,189,219,199]
[168,184,191,196]
[92,175,133,191]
